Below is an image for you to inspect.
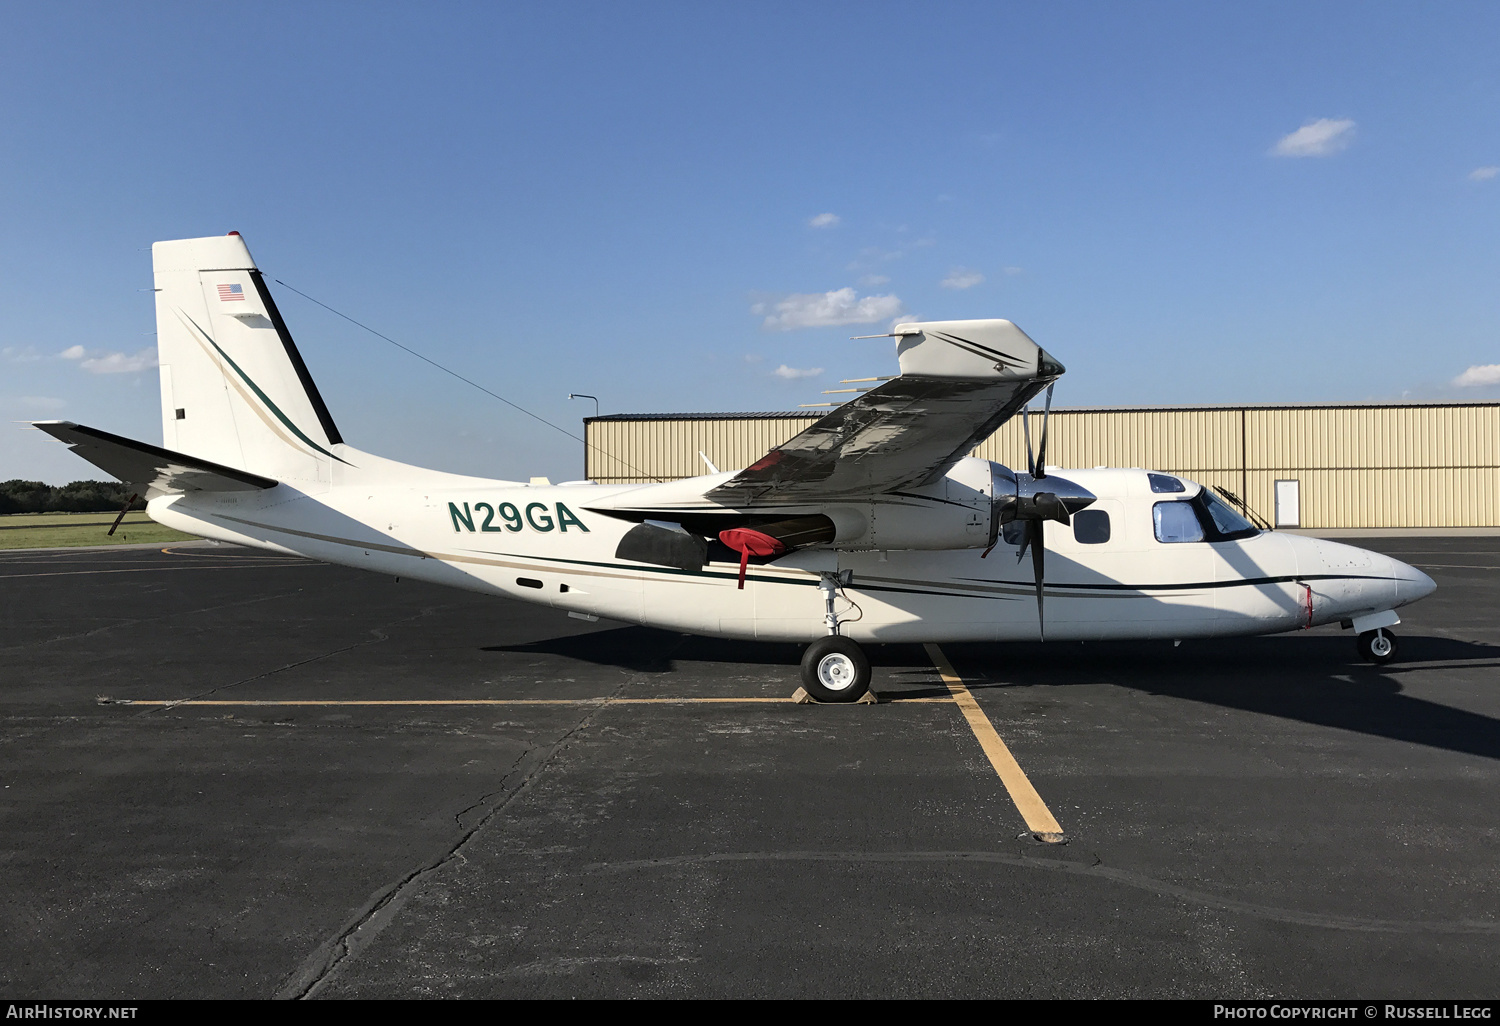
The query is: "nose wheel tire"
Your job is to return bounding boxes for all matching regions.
[800,636,871,703]
[1357,628,1398,664]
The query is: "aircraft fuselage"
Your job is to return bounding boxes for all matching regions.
[148,457,1435,645]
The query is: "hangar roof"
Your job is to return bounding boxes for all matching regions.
[586,399,1500,423]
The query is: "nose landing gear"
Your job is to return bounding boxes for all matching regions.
[1357,627,1398,664]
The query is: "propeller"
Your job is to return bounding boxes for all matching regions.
[1035,383,1054,478]
[1012,382,1069,640]
[1012,493,1072,641]
[1022,383,1055,479]
[1015,519,1047,638]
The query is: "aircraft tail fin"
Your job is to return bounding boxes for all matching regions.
[152,234,346,484]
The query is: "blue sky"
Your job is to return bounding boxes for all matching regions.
[3,1,1498,484]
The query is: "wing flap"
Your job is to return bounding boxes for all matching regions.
[32,421,278,496]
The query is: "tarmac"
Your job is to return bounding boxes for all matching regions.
[1,538,1497,999]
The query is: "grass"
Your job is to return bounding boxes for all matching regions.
[0,511,196,549]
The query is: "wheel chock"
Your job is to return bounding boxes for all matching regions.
[791,687,879,705]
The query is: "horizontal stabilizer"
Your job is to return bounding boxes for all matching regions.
[31,421,278,496]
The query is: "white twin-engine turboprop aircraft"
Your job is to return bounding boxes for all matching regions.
[37,234,1436,702]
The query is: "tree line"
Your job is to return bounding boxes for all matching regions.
[0,480,146,514]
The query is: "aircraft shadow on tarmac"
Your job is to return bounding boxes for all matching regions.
[487,628,937,676]
[489,627,1500,763]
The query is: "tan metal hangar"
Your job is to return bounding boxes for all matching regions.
[583,401,1500,531]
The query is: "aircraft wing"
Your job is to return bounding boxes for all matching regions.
[708,319,1061,505]
[32,421,278,497]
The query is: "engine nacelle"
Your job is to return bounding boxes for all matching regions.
[824,500,990,551]
[725,458,1097,555]
[822,456,996,551]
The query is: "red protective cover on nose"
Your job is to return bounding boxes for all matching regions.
[718,528,788,589]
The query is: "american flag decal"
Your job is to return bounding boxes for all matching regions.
[217,283,245,301]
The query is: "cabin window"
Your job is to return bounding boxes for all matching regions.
[1148,473,1185,493]
[1153,501,1204,543]
[1001,520,1027,546]
[516,577,544,589]
[1073,509,1110,544]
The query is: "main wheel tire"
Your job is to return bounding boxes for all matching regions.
[800,636,871,703]
[1357,627,1398,664]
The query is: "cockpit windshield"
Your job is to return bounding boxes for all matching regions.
[1196,489,1260,540]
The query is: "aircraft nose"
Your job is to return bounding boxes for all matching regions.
[1395,559,1437,603]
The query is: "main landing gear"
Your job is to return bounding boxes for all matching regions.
[798,571,872,703]
[1357,628,1399,665]
[801,636,871,702]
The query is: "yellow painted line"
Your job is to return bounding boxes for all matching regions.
[111,696,956,707]
[924,643,1065,842]
[159,547,308,560]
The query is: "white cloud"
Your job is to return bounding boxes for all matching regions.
[859,274,890,287]
[2,345,41,363]
[1469,166,1499,182]
[18,395,66,410]
[773,365,824,380]
[754,288,904,331]
[1453,363,1500,388]
[1003,266,1024,276]
[78,347,158,374]
[57,344,158,373]
[808,212,840,228]
[941,268,985,290]
[1271,118,1356,158]
[743,353,763,364]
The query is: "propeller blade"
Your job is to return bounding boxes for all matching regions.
[1022,405,1036,478]
[1034,383,1055,480]
[1029,519,1046,641]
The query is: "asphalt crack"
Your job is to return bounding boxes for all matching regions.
[452,749,531,831]
[275,678,628,1000]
